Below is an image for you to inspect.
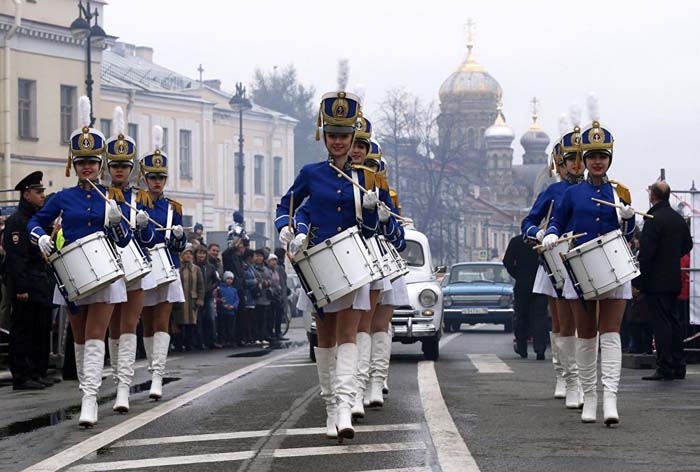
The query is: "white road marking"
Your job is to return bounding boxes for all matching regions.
[467,354,513,374]
[22,349,302,472]
[66,442,426,471]
[417,332,480,472]
[112,423,421,448]
[440,332,462,348]
[264,362,316,368]
[359,468,433,472]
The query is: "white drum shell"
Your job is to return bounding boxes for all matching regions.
[379,236,409,282]
[563,230,639,300]
[49,232,124,302]
[292,226,381,308]
[148,243,177,288]
[118,240,151,284]
[540,238,570,290]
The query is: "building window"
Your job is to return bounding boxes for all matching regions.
[128,123,139,143]
[179,129,192,179]
[60,85,77,144]
[254,154,264,195]
[18,79,37,139]
[254,221,266,241]
[161,127,169,153]
[273,157,282,196]
[100,119,112,137]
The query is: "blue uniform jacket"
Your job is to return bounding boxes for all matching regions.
[145,195,187,268]
[275,161,378,245]
[378,187,406,251]
[522,181,574,240]
[117,187,156,249]
[28,184,131,248]
[545,179,635,245]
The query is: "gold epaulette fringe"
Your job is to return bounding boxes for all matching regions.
[136,189,154,208]
[610,179,631,205]
[167,198,183,215]
[107,187,125,203]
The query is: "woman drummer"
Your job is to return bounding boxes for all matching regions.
[28,96,132,427]
[139,125,187,401]
[543,101,636,425]
[362,141,407,409]
[521,112,585,409]
[277,91,379,441]
[105,107,156,413]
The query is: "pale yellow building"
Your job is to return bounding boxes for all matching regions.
[0,1,296,245]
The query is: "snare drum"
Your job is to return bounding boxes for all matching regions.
[117,240,151,285]
[292,226,382,308]
[148,243,177,288]
[539,236,571,290]
[377,236,409,282]
[49,232,124,302]
[563,229,639,300]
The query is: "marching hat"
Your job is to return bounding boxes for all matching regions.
[66,96,106,177]
[14,171,45,192]
[106,106,136,166]
[581,93,613,159]
[316,91,361,140]
[366,139,382,161]
[354,113,372,147]
[140,125,168,177]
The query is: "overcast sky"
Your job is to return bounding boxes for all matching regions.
[105,0,700,209]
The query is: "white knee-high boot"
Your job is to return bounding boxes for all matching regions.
[550,332,566,399]
[368,332,390,407]
[74,343,85,391]
[113,333,137,413]
[108,338,119,383]
[79,339,105,427]
[557,336,582,409]
[335,343,358,440]
[143,336,153,370]
[149,332,170,400]
[352,332,371,418]
[600,332,621,426]
[577,336,599,423]
[383,328,392,395]
[314,346,338,439]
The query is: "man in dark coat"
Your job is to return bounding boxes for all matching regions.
[503,234,548,359]
[639,181,693,380]
[4,172,55,390]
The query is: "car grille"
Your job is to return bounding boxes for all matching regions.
[449,295,500,305]
[395,305,413,311]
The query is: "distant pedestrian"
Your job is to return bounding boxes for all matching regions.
[639,181,693,381]
[215,271,239,344]
[173,245,205,351]
[195,247,220,349]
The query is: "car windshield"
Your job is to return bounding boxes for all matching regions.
[403,240,425,267]
[447,264,512,284]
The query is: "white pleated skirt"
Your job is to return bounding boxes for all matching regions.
[370,276,392,292]
[143,271,185,307]
[380,275,410,307]
[533,265,558,298]
[296,282,371,314]
[53,278,128,307]
[125,271,157,292]
[563,279,632,301]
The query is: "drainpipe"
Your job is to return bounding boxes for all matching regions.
[3,0,22,189]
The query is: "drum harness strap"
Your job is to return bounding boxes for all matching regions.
[129,191,137,228]
[351,169,364,227]
[165,203,174,242]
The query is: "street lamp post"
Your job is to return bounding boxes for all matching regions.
[229,83,252,218]
[70,0,106,127]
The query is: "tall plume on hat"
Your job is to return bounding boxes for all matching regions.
[568,102,582,129]
[352,83,366,105]
[586,92,600,124]
[78,95,92,129]
[112,106,125,137]
[153,125,163,152]
[558,113,570,137]
[337,58,349,90]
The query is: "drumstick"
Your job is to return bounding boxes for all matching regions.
[590,197,654,219]
[155,226,193,232]
[540,200,554,230]
[533,232,588,251]
[109,188,165,229]
[83,179,134,227]
[328,162,414,224]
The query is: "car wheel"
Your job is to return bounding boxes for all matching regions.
[503,319,513,333]
[422,338,440,361]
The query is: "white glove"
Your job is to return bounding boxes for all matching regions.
[542,234,559,251]
[536,229,545,242]
[172,225,184,240]
[106,200,122,226]
[38,234,53,256]
[619,204,635,219]
[362,191,379,210]
[279,226,294,245]
[135,210,149,229]
[378,204,390,223]
[290,233,307,255]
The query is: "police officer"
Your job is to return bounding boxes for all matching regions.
[5,171,55,390]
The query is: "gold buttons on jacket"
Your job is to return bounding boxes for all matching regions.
[596,203,601,207]
[337,189,342,194]
[337,206,342,212]
[86,194,91,199]
[337,173,343,178]
[337,226,342,232]
[595,217,600,222]
[596,189,601,193]
[87,221,92,227]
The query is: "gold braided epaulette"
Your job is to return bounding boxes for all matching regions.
[167,198,183,215]
[107,187,125,203]
[610,179,631,205]
[136,189,154,208]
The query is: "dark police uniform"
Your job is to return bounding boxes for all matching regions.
[4,172,54,390]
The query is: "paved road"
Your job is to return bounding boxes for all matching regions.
[3,325,700,472]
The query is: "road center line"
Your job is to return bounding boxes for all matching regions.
[467,354,513,373]
[418,332,480,472]
[65,442,427,471]
[111,423,421,448]
[264,362,316,368]
[22,348,303,472]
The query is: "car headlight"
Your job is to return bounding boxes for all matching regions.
[420,289,438,308]
[443,295,452,307]
[498,294,513,307]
